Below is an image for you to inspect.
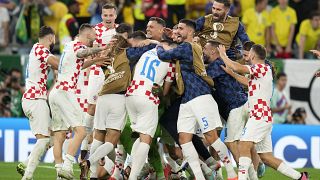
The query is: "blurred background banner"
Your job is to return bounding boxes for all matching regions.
[0,118,319,168]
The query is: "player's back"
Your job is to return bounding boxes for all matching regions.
[128,48,172,96]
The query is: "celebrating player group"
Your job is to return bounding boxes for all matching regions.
[18,0,310,180]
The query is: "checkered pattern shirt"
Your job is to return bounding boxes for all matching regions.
[157,42,212,104]
[126,48,175,105]
[55,40,87,93]
[207,59,247,120]
[246,63,273,123]
[23,43,53,100]
[75,69,89,112]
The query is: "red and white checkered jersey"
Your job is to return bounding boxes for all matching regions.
[246,63,273,123]
[75,69,89,112]
[126,48,175,104]
[55,40,87,93]
[23,43,53,100]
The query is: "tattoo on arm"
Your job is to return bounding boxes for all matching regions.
[77,47,103,58]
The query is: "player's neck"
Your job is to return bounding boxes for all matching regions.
[38,40,50,49]
[77,36,87,45]
[102,22,115,29]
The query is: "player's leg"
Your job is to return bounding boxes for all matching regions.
[178,102,205,180]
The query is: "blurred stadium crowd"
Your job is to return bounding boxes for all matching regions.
[0,0,319,122]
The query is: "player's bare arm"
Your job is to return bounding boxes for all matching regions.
[47,55,60,70]
[220,65,249,87]
[82,56,111,69]
[76,46,107,59]
[217,45,249,74]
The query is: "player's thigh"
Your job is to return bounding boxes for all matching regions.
[104,94,127,131]
[93,95,109,131]
[177,102,197,134]
[87,72,105,105]
[225,103,247,142]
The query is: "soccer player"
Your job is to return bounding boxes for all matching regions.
[157,19,237,180]
[49,23,110,180]
[20,26,59,180]
[217,44,310,180]
[125,39,175,180]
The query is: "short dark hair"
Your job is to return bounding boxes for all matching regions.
[116,23,133,35]
[255,0,265,5]
[207,40,220,48]
[276,72,287,80]
[251,44,266,60]
[310,11,320,19]
[179,19,196,31]
[149,17,166,27]
[39,26,54,38]
[10,68,21,75]
[172,24,178,30]
[102,3,117,11]
[79,23,93,33]
[161,34,175,45]
[214,0,231,8]
[128,31,147,40]
[243,41,255,51]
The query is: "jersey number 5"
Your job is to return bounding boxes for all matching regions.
[140,56,160,82]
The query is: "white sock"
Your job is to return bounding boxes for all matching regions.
[277,162,301,179]
[23,138,50,178]
[112,144,126,178]
[180,142,205,180]
[248,163,258,180]
[23,157,29,167]
[80,138,89,151]
[88,142,114,164]
[238,157,252,180]
[102,156,115,175]
[200,159,212,176]
[63,154,74,170]
[205,156,217,167]
[89,139,103,178]
[165,153,179,173]
[129,142,150,180]
[211,139,237,178]
[55,163,62,176]
[131,138,140,156]
[84,114,94,133]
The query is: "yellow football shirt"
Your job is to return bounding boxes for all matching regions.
[77,0,93,17]
[43,2,68,34]
[270,5,297,47]
[296,19,320,51]
[240,0,255,16]
[242,8,271,45]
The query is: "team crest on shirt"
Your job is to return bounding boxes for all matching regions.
[286,15,291,21]
[210,22,224,39]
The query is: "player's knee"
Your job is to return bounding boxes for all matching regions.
[87,104,96,115]
[179,133,193,145]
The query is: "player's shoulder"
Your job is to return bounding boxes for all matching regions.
[33,43,50,55]
[94,22,104,29]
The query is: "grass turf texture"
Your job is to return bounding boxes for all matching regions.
[1,162,319,179]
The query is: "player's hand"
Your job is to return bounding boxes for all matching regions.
[315,71,320,77]
[310,50,320,58]
[220,65,233,75]
[163,28,173,38]
[285,45,292,53]
[217,45,227,58]
[276,45,283,53]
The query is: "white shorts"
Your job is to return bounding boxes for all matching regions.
[240,116,273,153]
[87,68,105,104]
[225,102,249,142]
[126,96,158,137]
[93,94,126,131]
[22,99,51,136]
[177,94,222,134]
[49,89,83,131]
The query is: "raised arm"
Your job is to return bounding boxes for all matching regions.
[47,55,60,70]
[235,22,250,43]
[217,45,249,74]
[126,44,157,61]
[195,16,205,32]
[76,46,106,59]
[157,43,191,62]
[220,65,249,87]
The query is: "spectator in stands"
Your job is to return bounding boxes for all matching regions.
[132,0,146,30]
[43,0,68,35]
[0,88,11,117]
[0,0,16,11]
[271,72,292,124]
[88,0,109,25]
[289,107,307,124]
[142,0,168,23]
[296,11,320,59]
[239,0,255,16]
[8,68,24,117]
[0,6,9,49]
[270,0,297,59]
[242,0,271,52]
[166,0,186,28]
[59,0,80,53]
[75,0,92,25]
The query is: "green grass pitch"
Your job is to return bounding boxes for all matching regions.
[1,162,319,179]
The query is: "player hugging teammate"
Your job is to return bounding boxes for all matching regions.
[18,0,310,180]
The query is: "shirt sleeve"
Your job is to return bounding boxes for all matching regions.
[246,64,269,78]
[126,44,157,62]
[74,43,87,55]
[35,46,52,63]
[164,62,175,82]
[291,9,297,25]
[207,61,225,79]
[242,10,250,25]
[299,21,308,36]
[235,22,250,43]
[157,43,192,63]
[195,16,205,32]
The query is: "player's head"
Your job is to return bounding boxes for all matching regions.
[212,0,231,22]
[109,34,130,56]
[101,3,117,28]
[243,41,255,63]
[248,44,267,64]
[128,31,147,47]
[172,24,179,42]
[277,0,288,8]
[39,26,55,51]
[276,72,287,90]
[67,0,80,15]
[310,11,320,29]
[176,19,196,43]
[78,23,96,47]
[116,23,133,39]
[203,40,220,63]
[255,0,268,12]
[146,17,166,41]
[161,33,177,50]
